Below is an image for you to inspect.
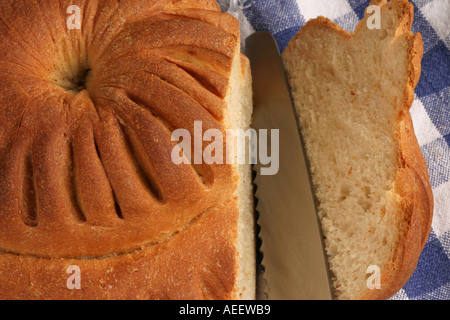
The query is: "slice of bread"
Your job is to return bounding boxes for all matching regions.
[282,0,433,300]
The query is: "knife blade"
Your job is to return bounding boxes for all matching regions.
[246,31,333,300]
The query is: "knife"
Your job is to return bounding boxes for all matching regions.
[246,31,333,300]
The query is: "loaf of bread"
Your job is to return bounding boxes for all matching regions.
[0,0,254,299]
[282,0,433,300]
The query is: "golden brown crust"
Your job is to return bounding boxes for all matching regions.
[364,113,433,300]
[0,199,239,300]
[363,28,431,298]
[362,0,432,301]
[0,0,244,299]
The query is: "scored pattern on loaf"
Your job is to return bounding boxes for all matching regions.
[0,0,239,259]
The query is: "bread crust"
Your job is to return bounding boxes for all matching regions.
[0,0,248,299]
[0,200,239,300]
[363,1,432,299]
[283,0,432,300]
[364,111,433,300]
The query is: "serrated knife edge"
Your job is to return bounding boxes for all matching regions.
[246,32,333,300]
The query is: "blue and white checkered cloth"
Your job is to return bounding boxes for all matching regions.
[220,0,450,300]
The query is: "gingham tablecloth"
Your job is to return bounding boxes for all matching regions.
[219,0,450,300]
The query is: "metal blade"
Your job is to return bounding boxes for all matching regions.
[246,32,333,300]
